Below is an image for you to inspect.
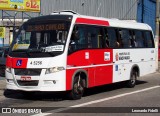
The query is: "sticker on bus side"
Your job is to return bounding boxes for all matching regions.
[41,45,64,52]
[85,52,89,59]
[115,65,118,71]
[104,52,110,61]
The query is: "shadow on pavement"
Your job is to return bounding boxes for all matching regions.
[83,80,147,97]
[3,80,147,101]
[4,90,67,101]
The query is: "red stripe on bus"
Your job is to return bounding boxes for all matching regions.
[6,56,12,67]
[6,56,28,68]
[76,18,109,26]
[66,49,113,90]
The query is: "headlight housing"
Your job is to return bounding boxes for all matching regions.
[45,67,65,74]
[6,67,11,73]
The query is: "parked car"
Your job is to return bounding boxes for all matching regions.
[0,46,9,77]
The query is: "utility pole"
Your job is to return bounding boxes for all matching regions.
[156,0,159,70]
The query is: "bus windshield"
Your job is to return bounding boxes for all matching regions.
[11,20,71,54]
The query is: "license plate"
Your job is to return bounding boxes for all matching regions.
[21,76,31,81]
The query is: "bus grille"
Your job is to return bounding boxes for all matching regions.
[17,80,39,86]
[14,69,42,76]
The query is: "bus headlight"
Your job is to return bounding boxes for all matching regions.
[6,67,11,73]
[45,67,65,74]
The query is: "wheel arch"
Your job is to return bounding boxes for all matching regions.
[71,69,88,89]
[130,64,140,78]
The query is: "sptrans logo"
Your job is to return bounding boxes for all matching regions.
[16,60,22,66]
[115,53,119,61]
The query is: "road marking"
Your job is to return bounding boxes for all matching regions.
[34,85,160,115]
[71,86,160,107]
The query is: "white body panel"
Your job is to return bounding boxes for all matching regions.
[5,54,67,91]
[113,49,156,83]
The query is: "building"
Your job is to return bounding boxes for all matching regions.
[137,0,156,34]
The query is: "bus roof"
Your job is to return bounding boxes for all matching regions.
[50,10,152,31]
[74,15,152,31]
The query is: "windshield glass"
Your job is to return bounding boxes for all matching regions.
[11,20,70,53]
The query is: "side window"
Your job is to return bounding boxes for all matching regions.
[144,31,154,48]
[69,25,104,53]
[105,28,118,48]
[69,25,86,52]
[134,30,145,48]
[119,29,132,48]
[86,26,96,48]
[86,26,104,49]
[97,27,104,48]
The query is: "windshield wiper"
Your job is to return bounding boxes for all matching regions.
[24,48,42,56]
[12,49,27,52]
[27,48,42,53]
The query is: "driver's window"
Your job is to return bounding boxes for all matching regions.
[69,25,84,53]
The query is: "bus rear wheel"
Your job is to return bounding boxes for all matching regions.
[68,76,85,100]
[126,70,137,88]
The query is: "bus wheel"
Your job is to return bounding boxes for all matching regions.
[68,76,85,100]
[126,70,137,88]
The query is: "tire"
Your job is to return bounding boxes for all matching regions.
[68,75,85,100]
[126,70,137,88]
[20,91,36,98]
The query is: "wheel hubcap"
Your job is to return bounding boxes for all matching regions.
[131,75,136,84]
[73,83,83,95]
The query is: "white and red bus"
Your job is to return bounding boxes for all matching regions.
[5,11,156,99]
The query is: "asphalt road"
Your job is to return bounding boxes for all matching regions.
[0,71,160,116]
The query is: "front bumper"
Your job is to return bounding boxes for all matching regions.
[5,68,66,91]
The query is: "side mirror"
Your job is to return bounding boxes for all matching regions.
[4,53,7,58]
